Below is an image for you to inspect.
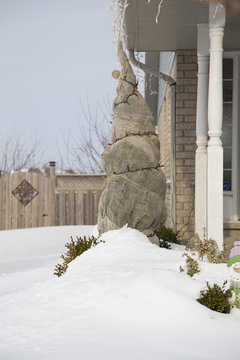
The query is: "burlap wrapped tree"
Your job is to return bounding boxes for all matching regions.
[98,42,166,244]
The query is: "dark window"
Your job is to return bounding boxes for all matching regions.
[222,58,233,191]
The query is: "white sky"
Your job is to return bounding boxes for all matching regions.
[0,0,119,168]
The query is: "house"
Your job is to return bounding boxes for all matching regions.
[120,0,240,249]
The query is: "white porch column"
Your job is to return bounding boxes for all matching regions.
[195,24,209,238]
[207,4,225,249]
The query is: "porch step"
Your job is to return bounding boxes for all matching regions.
[224,222,240,230]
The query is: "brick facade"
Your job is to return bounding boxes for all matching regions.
[158,50,197,239]
[175,50,197,239]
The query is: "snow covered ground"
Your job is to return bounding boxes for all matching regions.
[0,225,240,360]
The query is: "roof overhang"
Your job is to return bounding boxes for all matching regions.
[123,0,240,52]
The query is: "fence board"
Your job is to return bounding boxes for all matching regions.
[76,190,84,225]
[0,175,3,229]
[38,173,44,227]
[69,190,75,225]
[59,190,66,226]
[86,190,92,225]
[32,172,39,228]
[24,172,32,229]
[0,175,6,229]
[55,192,60,226]
[10,174,18,229]
[11,196,18,229]
[5,173,11,229]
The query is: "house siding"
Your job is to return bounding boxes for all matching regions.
[158,78,172,228]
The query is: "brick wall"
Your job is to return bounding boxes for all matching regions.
[157,50,197,239]
[175,50,197,239]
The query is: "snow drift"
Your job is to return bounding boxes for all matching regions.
[0,225,240,360]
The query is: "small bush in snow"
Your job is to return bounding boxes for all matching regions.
[194,230,227,263]
[197,281,232,314]
[54,235,103,277]
[180,252,200,277]
[156,226,180,249]
[159,238,171,249]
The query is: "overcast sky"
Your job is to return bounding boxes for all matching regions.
[0,0,120,169]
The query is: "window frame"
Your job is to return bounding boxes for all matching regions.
[223,52,240,222]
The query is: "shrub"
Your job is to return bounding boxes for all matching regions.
[194,230,227,263]
[156,226,180,249]
[159,238,171,249]
[180,252,200,277]
[197,281,232,314]
[54,235,103,277]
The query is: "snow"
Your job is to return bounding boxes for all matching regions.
[0,225,240,360]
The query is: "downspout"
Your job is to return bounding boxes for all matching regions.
[129,50,177,231]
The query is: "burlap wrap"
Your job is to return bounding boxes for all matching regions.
[98,42,166,242]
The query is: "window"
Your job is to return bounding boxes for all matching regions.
[223,58,233,191]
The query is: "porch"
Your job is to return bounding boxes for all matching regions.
[121,0,240,248]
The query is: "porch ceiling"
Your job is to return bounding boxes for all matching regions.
[124,0,240,52]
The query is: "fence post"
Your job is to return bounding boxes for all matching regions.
[49,161,56,226]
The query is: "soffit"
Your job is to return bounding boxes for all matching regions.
[124,0,240,51]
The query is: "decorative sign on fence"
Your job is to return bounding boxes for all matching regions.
[12,179,39,206]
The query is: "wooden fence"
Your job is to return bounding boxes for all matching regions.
[0,164,106,230]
